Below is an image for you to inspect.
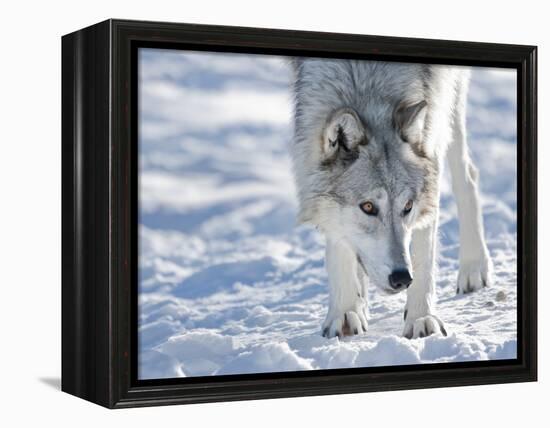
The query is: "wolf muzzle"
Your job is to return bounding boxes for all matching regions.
[388,269,413,291]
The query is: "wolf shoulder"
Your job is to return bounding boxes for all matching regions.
[291,58,470,112]
[290,58,470,159]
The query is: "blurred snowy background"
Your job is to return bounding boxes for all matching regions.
[138,48,517,379]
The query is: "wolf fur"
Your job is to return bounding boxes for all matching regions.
[290,59,492,339]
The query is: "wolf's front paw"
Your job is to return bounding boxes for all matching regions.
[403,314,447,339]
[457,251,493,294]
[322,301,368,338]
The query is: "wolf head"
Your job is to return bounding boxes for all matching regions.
[291,60,440,293]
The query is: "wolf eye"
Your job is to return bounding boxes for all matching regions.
[403,200,413,215]
[360,201,378,216]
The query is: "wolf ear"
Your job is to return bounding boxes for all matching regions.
[394,100,428,144]
[322,108,367,160]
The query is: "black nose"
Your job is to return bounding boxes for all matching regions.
[388,269,413,290]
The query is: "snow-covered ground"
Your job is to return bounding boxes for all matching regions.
[138,49,517,379]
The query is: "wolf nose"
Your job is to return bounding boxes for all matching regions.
[389,269,413,290]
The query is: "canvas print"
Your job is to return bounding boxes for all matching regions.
[138,48,517,379]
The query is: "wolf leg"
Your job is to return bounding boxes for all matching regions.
[403,220,447,339]
[322,237,368,338]
[447,77,493,294]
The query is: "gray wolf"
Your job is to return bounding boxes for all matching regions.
[290,59,492,339]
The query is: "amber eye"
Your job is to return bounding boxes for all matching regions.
[360,201,378,216]
[403,200,413,215]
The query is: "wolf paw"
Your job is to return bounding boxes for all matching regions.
[457,252,493,294]
[322,303,368,338]
[403,314,447,339]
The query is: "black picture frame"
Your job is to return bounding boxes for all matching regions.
[61,18,537,409]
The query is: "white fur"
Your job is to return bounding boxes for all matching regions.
[323,237,369,337]
[447,75,494,294]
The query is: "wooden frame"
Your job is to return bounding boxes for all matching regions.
[62,19,537,408]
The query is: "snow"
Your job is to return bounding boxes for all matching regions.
[138,48,517,380]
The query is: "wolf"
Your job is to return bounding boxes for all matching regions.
[290,59,493,339]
